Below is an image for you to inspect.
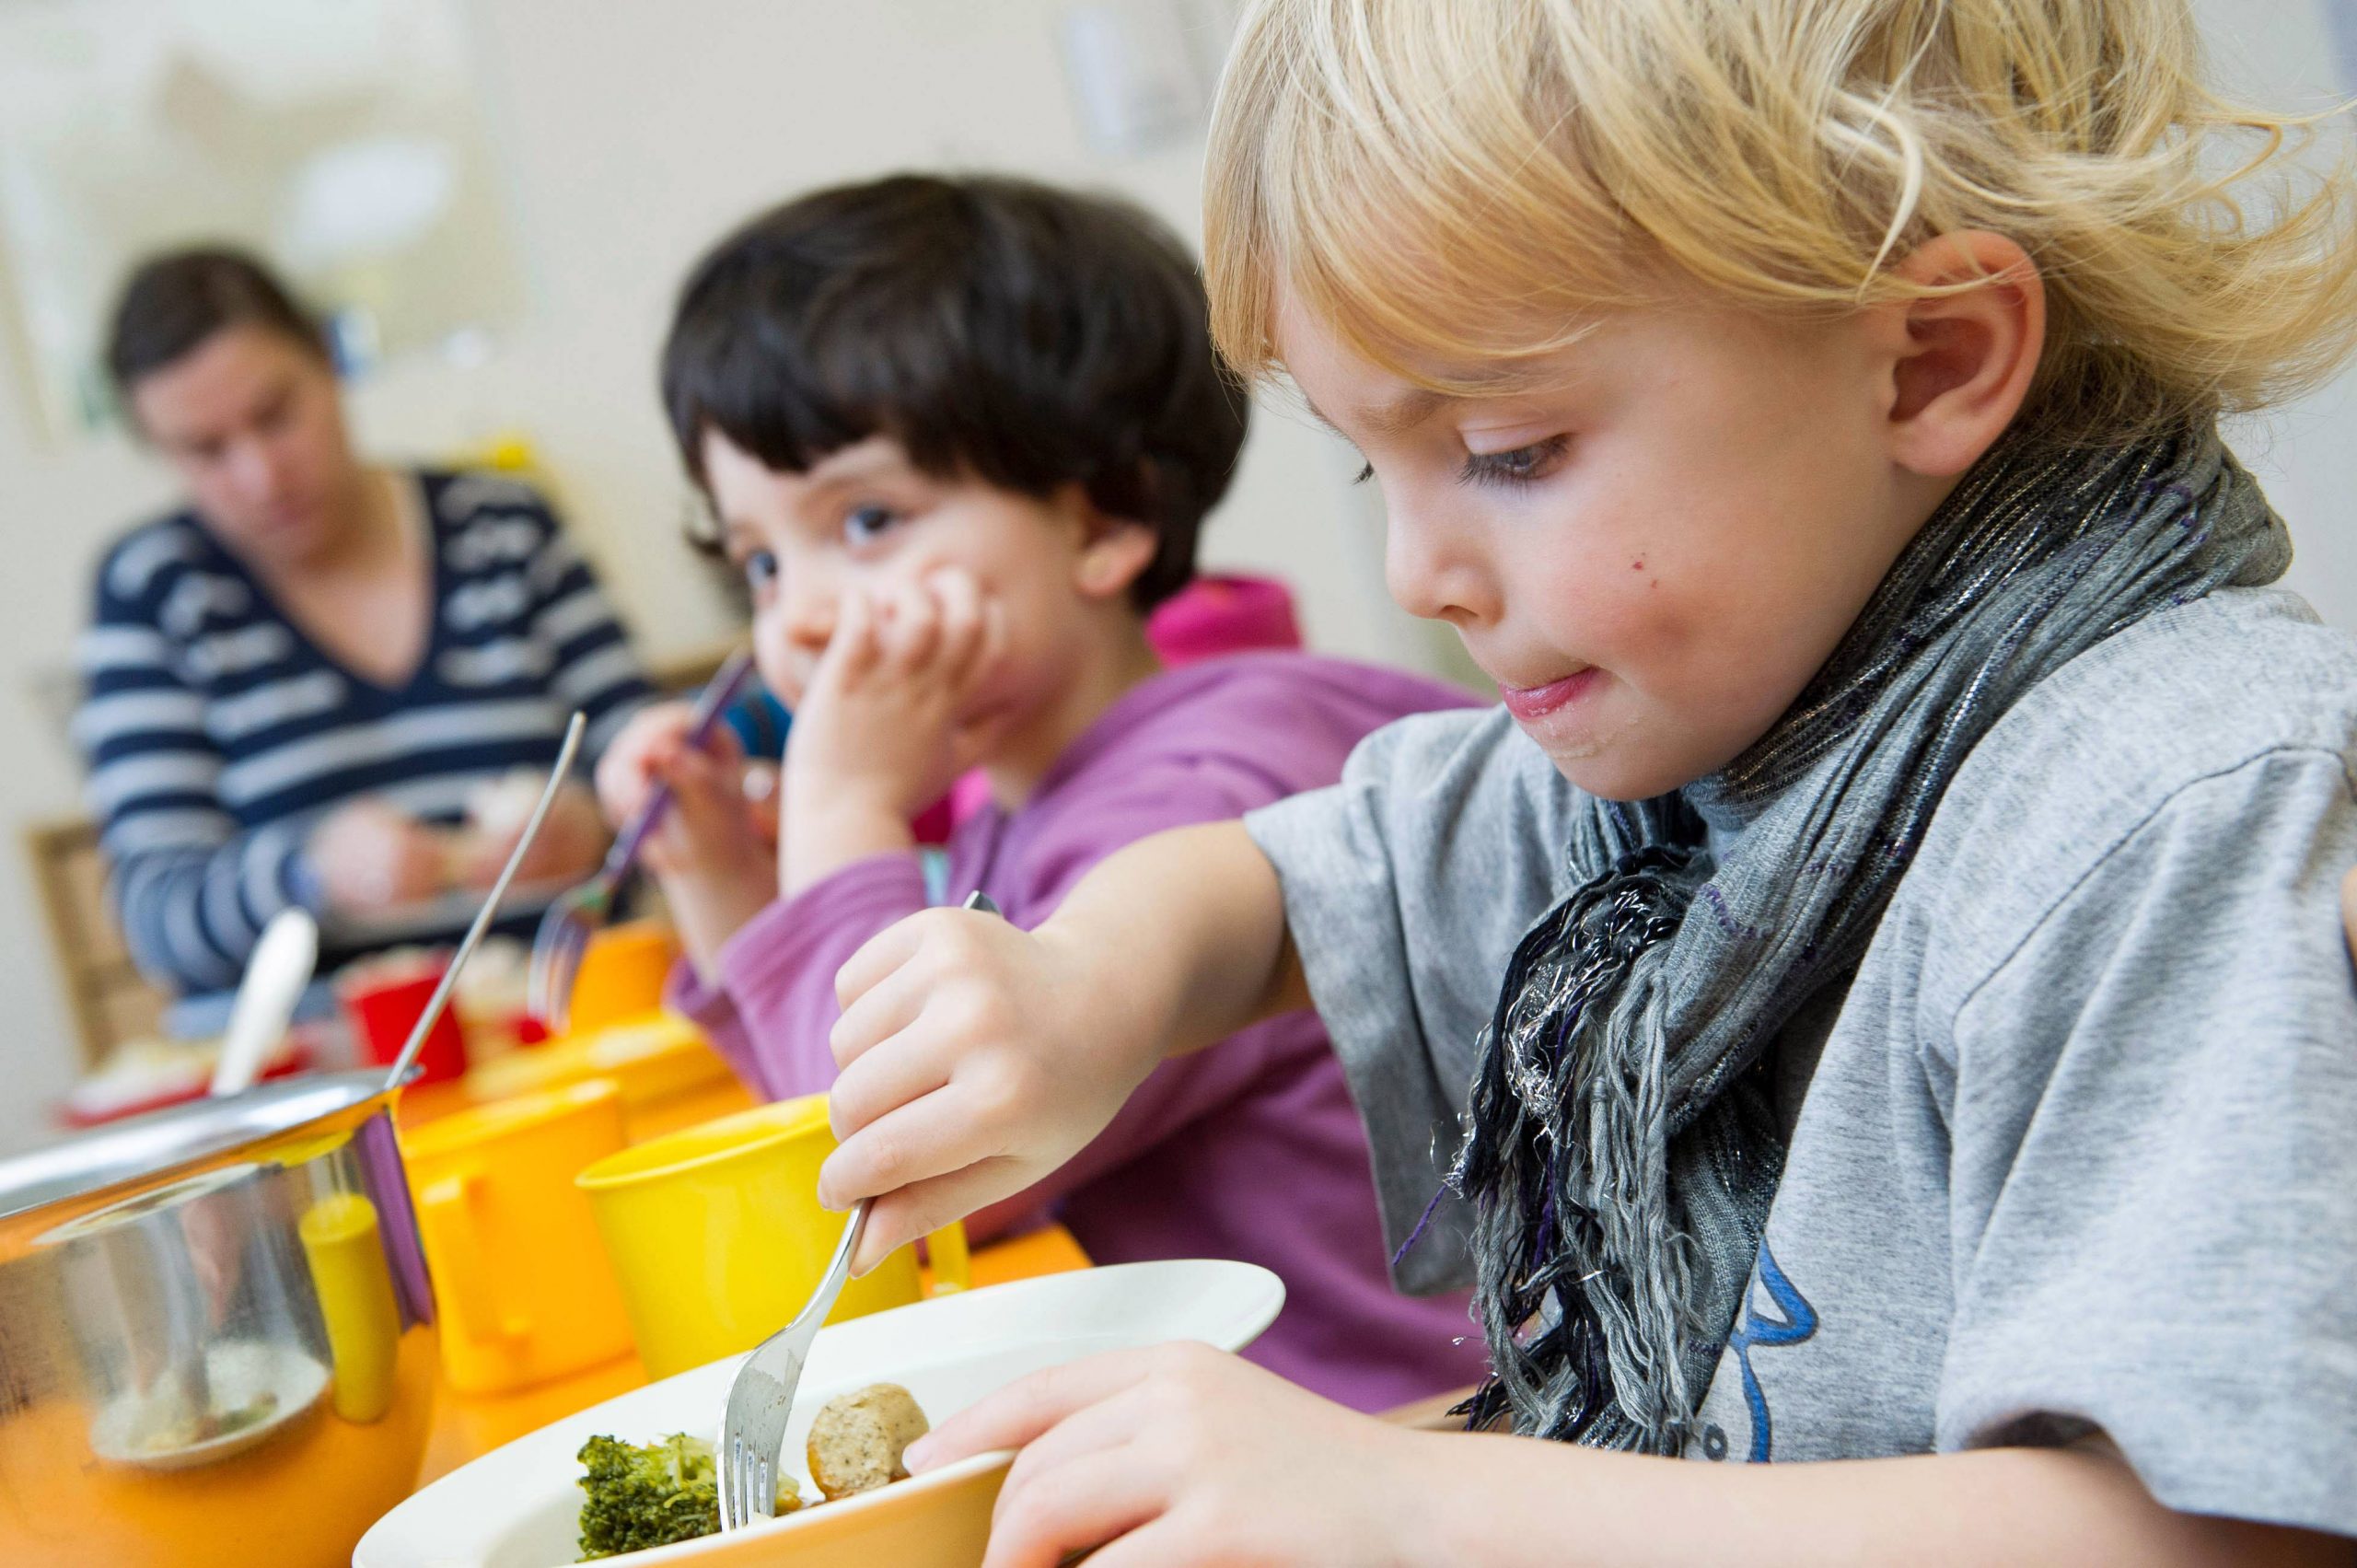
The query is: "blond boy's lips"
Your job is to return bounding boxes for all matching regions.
[1499,667,1602,722]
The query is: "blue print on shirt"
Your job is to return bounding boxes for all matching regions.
[1724,1243,1818,1462]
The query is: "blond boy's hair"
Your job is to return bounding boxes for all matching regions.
[1205,0,2357,442]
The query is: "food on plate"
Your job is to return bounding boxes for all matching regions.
[572,1386,929,1558]
[575,1433,799,1560]
[807,1383,930,1502]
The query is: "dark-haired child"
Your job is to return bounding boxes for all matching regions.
[597,173,1485,1411]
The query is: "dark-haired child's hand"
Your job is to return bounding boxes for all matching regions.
[598,702,778,975]
[781,566,1005,897]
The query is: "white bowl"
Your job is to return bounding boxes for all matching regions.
[356,1259,1284,1567]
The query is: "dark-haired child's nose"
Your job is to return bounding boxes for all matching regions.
[780,582,837,650]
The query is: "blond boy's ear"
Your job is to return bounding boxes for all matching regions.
[1878,231,2046,482]
[2341,866,2357,968]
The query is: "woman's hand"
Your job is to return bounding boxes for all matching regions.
[457,781,609,889]
[909,1343,1432,1568]
[308,798,447,912]
[779,566,1004,896]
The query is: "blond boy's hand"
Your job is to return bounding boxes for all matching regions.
[907,1342,1424,1568]
[818,822,1305,1274]
[820,904,1166,1273]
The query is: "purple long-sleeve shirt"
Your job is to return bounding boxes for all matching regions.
[672,652,1489,1411]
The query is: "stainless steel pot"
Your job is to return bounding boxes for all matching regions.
[0,1072,438,1566]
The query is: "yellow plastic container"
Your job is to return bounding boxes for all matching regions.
[401,1080,634,1393]
[575,1095,970,1379]
[463,1011,730,1130]
[564,921,679,1035]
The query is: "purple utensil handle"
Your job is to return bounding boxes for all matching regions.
[598,651,757,884]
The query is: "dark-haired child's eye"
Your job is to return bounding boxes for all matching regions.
[1460,436,1570,488]
[738,549,779,591]
[843,505,902,545]
[1352,462,1375,485]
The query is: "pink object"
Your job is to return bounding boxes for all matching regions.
[345,965,470,1086]
[1146,573,1303,665]
[943,574,1306,829]
[910,796,955,845]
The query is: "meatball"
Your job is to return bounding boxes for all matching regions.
[805,1383,930,1502]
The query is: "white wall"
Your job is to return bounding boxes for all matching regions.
[0,0,1424,1155]
[2193,0,2357,629]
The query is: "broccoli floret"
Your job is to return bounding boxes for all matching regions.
[575,1433,800,1561]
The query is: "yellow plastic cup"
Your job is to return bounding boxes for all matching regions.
[401,1080,634,1392]
[564,921,679,1036]
[575,1094,970,1379]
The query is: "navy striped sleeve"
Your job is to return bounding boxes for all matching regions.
[75,526,316,993]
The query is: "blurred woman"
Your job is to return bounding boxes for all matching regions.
[75,247,650,993]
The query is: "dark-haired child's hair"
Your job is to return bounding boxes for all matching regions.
[661,173,1248,611]
[105,247,327,402]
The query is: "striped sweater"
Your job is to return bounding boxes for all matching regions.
[75,470,654,993]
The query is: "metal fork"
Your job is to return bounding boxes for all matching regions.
[716,889,1000,1532]
[527,650,756,1032]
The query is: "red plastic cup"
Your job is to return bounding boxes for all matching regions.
[343,965,470,1086]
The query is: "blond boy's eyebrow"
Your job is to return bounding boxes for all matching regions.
[1301,388,1455,438]
[1360,388,1453,436]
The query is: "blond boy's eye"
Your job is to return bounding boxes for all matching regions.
[1459,436,1570,487]
[1352,461,1375,485]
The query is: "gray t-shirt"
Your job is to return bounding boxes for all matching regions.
[1246,586,2357,1537]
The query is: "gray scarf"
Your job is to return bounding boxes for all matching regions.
[1450,425,2289,1450]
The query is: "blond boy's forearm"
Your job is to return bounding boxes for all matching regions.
[1404,1434,2351,1568]
[1034,820,1307,1062]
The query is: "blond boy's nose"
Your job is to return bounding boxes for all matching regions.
[1385,517,1495,627]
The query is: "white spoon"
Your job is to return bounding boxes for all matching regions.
[209,908,319,1097]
